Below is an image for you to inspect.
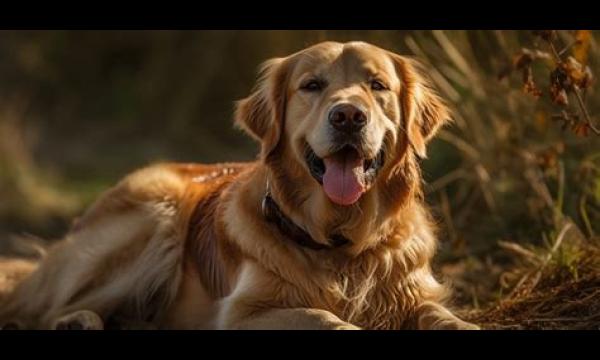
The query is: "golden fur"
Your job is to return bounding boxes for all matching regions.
[0,41,478,330]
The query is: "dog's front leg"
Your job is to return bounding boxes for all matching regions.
[217,262,359,330]
[220,306,360,330]
[414,301,479,330]
[52,310,104,330]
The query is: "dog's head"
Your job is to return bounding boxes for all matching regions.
[236,42,449,242]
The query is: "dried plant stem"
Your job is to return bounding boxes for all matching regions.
[437,130,480,160]
[427,168,470,194]
[580,194,595,238]
[509,223,574,299]
[439,189,457,245]
[573,87,600,135]
[558,39,578,57]
[548,41,600,135]
[529,223,574,288]
[498,241,540,263]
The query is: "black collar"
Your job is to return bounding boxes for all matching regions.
[261,188,350,251]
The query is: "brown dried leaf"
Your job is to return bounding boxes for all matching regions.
[522,67,542,98]
[552,88,569,106]
[563,56,593,90]
[573,123,591,137]
[515,49,553,69]
[573,30,592,66]
[514,52,533,70]
[500,48,554,80]
[550,67,570,106]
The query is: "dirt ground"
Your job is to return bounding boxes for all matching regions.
[451,237,600,330]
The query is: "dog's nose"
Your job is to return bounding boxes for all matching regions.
[328,104,368,133]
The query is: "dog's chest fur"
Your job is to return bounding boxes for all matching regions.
[299,237,443,329]
[181,164,445,330]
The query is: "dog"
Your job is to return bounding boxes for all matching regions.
[0,41,479,330]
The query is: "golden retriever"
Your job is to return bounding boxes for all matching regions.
[0,41,479,330]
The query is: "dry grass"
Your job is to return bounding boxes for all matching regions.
[409,30,600,330]
[463,237,600,330]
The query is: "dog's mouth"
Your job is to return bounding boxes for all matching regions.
[305,144,385,206]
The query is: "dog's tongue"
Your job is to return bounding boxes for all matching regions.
[322,151,365,206]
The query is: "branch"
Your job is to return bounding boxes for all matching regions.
[548,39,600,135]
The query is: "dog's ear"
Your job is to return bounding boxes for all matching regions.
[235,57,290,159]
[390,54,451,158]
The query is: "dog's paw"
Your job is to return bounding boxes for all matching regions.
[333,323,362,330]
[453,320,480,330]
[431,319,481,330]
[53,310,104,330]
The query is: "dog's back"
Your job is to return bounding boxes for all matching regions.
[0,162,248,329]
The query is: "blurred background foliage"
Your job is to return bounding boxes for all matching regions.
[1,30,599,311]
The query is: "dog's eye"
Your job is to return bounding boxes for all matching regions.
[301,80,324,92]
[370,80,388,91]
